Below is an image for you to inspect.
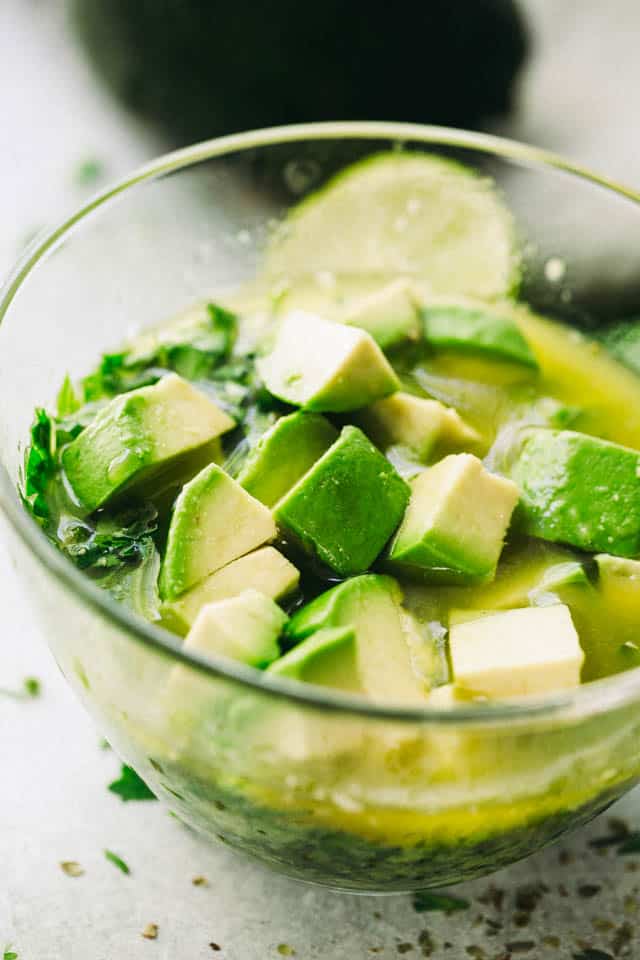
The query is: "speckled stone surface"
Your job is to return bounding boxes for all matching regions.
[3,1,640,957]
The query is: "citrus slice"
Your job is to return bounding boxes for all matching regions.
[263,152,519,300]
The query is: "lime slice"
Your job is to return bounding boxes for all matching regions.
[263,152,520,300]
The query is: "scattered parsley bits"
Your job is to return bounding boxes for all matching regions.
[73,158,105,187]
[23,677,41,698]
[142,924,159,941]
[572,950,614,960]
[192,875,209,887]
[105,850,130,875]
[60,861,84,878]
[99,738,111,750]
[3,949,18,960]
[412,891,470,914]
[108,764,157,802]
[277,946,295,957]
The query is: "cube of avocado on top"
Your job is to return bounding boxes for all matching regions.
[267,626,359,691]
[387,454,519,584]
[161,546,300,636]
[341,278,421,350]
[257,311,399,412]
[238,411,338,507]
[160,463,276,601]
[275,425,410,578]
[286,574,428,703]
[356,391,480,461]
[508,428,640,556]
[449,604,584,698]
[422,302,538,369]
[62,373,236,513]
[183,589,286,668]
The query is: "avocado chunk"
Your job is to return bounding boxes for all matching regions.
[528,560,589,606]
[388,454,519,583]
[449,604,584,698]
[160,463,276,600]
[341,279,421,350]
[275,426,410,577]
[161,546,299,636]
[184,589,286,668]
[267,626,359,691]
[257,311,399,412]
[62,373,235,512]
[286,574,427,702]
[238,412,338,507]
[508,428,640,556]
[422,302,538,369]
[356,391,480,461]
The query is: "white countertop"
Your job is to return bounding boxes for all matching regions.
[3,2,640,957]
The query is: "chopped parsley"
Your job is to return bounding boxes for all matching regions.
[73,158,105,187]
[3,949,18,960]
[23,677,41,698]
[105,850,130,875]
[412,891,470,913]
[108,764,157,802]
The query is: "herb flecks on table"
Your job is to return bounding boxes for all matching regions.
[105,850,130,875]
[108,764,157,802]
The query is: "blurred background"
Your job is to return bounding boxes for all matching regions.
[2,0,640,281]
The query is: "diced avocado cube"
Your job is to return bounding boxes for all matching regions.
[449,604,584,698]
[357,391,480,461]
[183,589,286,668]
[422,302,538,369]
[238,411,338,507]
[161,546,299,636]
[62,373,235,513]
[257,311,399,412]
[275,426,410,577]
[388,454,519,583]
[341,278,421,349]
[160,463,276,600]
[267,626,359,690]
[508,428,640,556]
[596,553,640,581]
[286,574,427,703]
[528,560,589,606]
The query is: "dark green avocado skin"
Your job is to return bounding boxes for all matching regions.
[71,0,528,146]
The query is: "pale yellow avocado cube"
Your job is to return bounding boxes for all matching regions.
[257,310,399,412]
[161,546,299,636]
[341,278,421,349]
[184,589,286,668]
[388,453,520,583]
[449,605,584,698]
[358,391,480,460]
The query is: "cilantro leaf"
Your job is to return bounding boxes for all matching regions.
[108,764,157,802]
[412,890,470,913]
[56,374,82,418]
[60,503,158,573]
[105,849,130,875]
[23,677,41,698]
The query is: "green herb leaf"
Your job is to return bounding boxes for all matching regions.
[74,158,105,187]
[108,764,157,802]
[4,949,18,959]
[56,374,82,418]
[412,891,470,913]
[61,503,158,573]
[617,832,640,854]
[105,849,130,875]
[23,677,41,698]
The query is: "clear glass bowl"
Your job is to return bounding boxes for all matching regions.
[2,122,640,893]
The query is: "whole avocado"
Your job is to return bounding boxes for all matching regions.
[71,0,528,146]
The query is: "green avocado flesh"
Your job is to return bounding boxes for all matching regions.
[22,152,640,884]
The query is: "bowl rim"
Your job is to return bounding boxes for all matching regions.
[3,119,640,726]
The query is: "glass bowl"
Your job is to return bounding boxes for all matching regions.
[2,122,640,894]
